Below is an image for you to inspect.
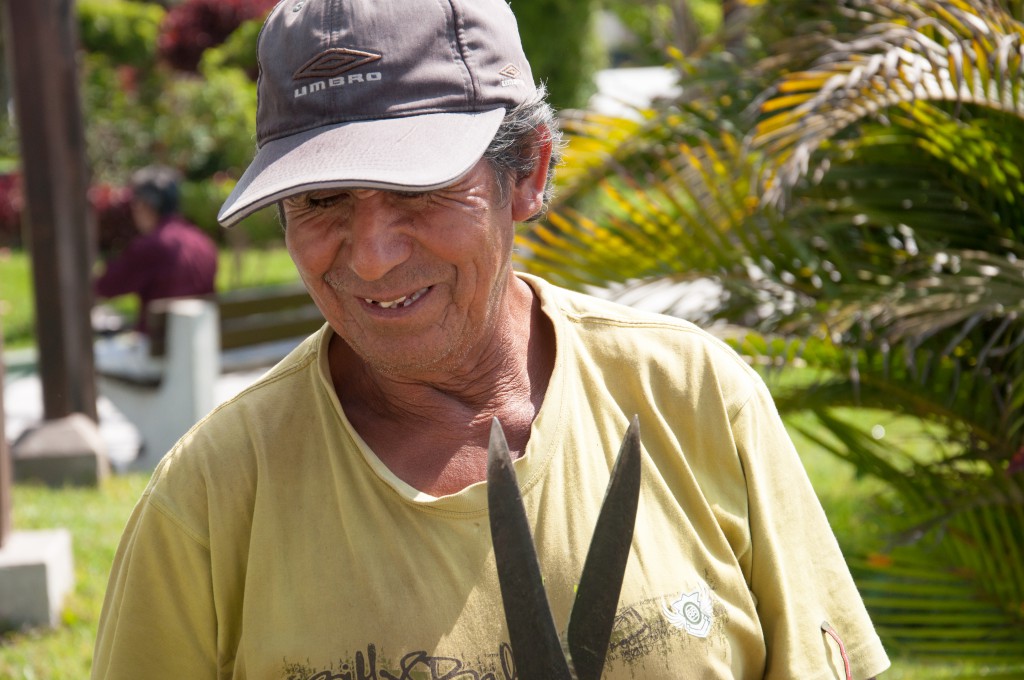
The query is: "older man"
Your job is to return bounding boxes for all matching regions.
[92,1,889,678]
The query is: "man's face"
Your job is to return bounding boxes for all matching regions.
[130,199,159,234]
[282,159,517,377]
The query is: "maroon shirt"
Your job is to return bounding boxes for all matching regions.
[94,215,218,334]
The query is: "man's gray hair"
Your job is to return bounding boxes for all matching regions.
[482,85,563,222]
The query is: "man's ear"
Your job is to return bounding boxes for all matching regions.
[510,128,553,222]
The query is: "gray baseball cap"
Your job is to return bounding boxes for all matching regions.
[217,0,537,227]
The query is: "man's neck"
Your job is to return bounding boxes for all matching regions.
[331,278,555,495]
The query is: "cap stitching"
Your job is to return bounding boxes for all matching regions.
[327,0,342,47]
[441,0,476,107]
[252,1,291,149]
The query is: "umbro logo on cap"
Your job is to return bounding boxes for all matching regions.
[499,64,521,79]
[294,48,382,80]
[499,63,525,87]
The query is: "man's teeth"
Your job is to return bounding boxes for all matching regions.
[365,287,429,309]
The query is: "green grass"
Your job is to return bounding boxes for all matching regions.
[0,248,34,351]
[0,474,151,679]
[215,243,301,292]
[0,246,300,351]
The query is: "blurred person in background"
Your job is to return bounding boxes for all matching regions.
[93,164,218,337]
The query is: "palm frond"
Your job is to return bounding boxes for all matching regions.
[519,132,762,290]
[850,551,1024,664]
[732,321,1024,646]
[753,0,1024,205]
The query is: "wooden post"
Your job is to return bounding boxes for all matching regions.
[2,0,98,422]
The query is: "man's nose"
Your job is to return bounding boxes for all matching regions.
[346,193,413,281]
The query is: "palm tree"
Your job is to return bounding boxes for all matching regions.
[518,0,1024,668]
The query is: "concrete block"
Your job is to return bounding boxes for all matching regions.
[12,413,109,487]
[0,529,75,630]
[97,298,220,470]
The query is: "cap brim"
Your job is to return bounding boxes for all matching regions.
[218,108,507,227]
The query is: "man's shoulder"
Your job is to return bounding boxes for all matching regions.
[143,332,326,528]
[522,273,762,400]
[164,332,323,461]
[159,215,216,244]
[207,331,323,422]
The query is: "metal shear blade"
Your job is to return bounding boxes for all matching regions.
[487,416,642,680]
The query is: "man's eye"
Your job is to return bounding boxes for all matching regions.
[300,191,347,209]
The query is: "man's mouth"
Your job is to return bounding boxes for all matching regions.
[364,286,430,310]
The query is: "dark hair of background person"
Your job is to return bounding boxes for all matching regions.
[130,165,182,219]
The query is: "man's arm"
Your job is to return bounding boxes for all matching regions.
[732,380,891,679]
[92,492,218,679]
[93,237,159,299]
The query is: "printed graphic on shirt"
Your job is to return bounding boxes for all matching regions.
[606,584,728,673]
[662,579,715,638]
[282,642,516,680]
[281,584,727,679]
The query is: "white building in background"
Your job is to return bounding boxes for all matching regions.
[588,66,681,120]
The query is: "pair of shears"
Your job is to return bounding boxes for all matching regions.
[486,416,642,680]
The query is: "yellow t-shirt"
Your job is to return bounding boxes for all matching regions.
[92,274,890,680]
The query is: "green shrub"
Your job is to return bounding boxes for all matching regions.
[602,0,723,66]
[201,16,263,79]
[180,177,282,248]
[513,0,605,109]
[80,53,165,184]
[152,63,258,181]
[77,0,165,68]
